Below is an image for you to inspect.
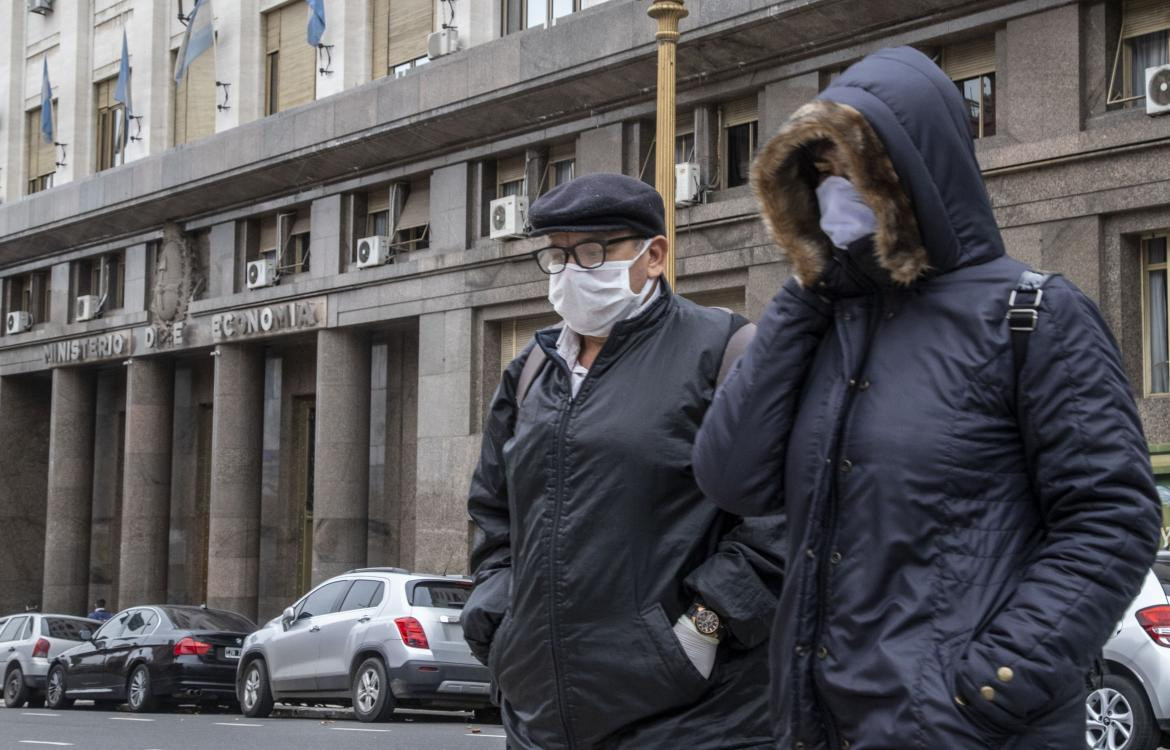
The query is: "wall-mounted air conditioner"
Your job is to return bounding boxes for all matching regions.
[6,311,32,334]
[27,0,53,15]
[427,29,459,60]
[489,195,528,240]
[1147,64,1170,117]
[75,295,100,322]
[246,257,277,289]
[355,235,392,269]
[675,162,700,205]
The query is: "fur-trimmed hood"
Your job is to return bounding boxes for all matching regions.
[752,46,1005,287]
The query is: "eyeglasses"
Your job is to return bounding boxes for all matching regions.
[532,235,645,274]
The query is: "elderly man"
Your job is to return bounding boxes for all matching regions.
[462,173,783,749]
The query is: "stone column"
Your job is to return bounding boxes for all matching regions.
[206,346,264,621]
[117,359,174,607]
[0,375,51,615]
[88,369,126,610]
[312,328,371,583]
[43,368,97,615]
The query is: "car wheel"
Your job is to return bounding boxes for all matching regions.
[4,666,30,708]
[473,707,503,725]
[351,658,395,723]
[1086,673,1159,750]
[44,666,73,710]
[126,665,158,713]
[239,659,274,718]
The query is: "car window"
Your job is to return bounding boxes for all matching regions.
[121,610,158,638]
[42,618,96,641]
[21,618,35,640]
[296,581,351,619]
[339,580,384,612]
[408,581,472,609]
[161,608,256,632]
[1153,561,1170,596]
[96,613,130,640]
[0,617,26,642]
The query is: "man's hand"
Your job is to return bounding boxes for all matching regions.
[672,615,718,679]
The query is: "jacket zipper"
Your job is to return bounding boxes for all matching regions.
[809,268,884,750]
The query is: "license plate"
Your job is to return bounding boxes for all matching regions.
[224,648,241,659]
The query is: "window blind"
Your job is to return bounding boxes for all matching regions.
[500,313,560,372]
[388,0,433,68]
[943,37,996,80]
[1124,0,1170,38]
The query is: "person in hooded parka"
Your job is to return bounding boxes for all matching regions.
[692,46,1162,750]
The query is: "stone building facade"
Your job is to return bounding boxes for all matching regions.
[1,0,1169,620]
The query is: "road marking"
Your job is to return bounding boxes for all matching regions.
[19,713,60,717]
[328,727,393,733]
[214,722,264,727]
[470,734,508,738]
[109,717,154,722]
[18,742,74,746]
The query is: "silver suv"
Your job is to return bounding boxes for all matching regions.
[1086,553,1170,750]
[236,568,493,723]
[2,613,101,708]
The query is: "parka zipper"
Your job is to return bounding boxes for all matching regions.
[548,353,579,749]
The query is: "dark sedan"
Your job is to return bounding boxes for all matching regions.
[44,605,255,713]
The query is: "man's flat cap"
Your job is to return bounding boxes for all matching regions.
[528,173,665,238]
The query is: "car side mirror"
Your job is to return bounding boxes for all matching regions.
[281,607,296,630]
[79,629,92,641]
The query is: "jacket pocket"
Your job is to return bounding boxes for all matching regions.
[487,610,514,677]
[639,603,712,691]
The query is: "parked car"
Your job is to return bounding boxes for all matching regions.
[237,567,494,723]
[1087,551,1170,750]
[2,613,101,708]
[44,605,255,713]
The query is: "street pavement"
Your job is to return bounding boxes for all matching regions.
[0,702,507,750]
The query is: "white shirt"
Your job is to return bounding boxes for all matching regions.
[555,282,662,397]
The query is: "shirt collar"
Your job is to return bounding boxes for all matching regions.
[555,280,662,371]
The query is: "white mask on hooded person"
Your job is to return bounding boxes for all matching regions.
[816,175,878,250]
[548,238,655,338]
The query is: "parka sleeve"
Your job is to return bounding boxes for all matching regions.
[462,344,528,665]
[692,277,833,517]
[954,279,1162,730]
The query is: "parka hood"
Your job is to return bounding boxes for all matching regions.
[752,46,1005,286]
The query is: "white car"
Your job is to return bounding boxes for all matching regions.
[1087,553,1170,750]
[2,613,101,708]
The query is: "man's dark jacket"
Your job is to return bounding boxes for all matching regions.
[692,47,1162,750]
[464,286,783,749]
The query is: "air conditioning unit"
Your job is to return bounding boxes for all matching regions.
[75,295,100,322]
[675,162,700,205]
[427,29,459,60]
[489,195,528,240]
[27,0,53,15]
[1147,64,1170,117]
[246,257,277,289]
[355,235,392,269]
[6,311,32,334]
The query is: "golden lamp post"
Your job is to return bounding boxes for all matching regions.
[648,0,687,290]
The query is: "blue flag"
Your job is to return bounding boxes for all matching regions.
[40,57,53,144]
[114,29,133,151]
[306,0,326,47]
[175,0,214,84]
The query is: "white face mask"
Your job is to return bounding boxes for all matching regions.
[548,239,655,337]
[816,175,877,250]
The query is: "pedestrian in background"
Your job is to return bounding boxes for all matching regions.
[692,46,1162,749]
[87,599,112,622]
[463,173,784,749]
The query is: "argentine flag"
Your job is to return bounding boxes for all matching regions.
[175,0,213,84]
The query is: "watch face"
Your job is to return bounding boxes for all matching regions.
[694,608,721,636]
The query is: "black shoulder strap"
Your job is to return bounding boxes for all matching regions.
[516,345,547,407]
[719,322,756,386]
[1007,269,1056,377]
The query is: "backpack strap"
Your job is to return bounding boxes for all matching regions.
[516,344,548,407]
[1007,269,1056,378]
[718,322,757,387]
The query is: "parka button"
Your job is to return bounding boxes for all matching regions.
[805,548,816,559]
[884,311,895,320]
[980,685,996,701]
[842,312,854,321]
[997,666,1014,683]
[848,378,857,388]
[858,380,870,390]
[830,551,843,564]
[842,741,852,750]
[954,694,968,707]
[795,744,806,750]
[795,644,808,656]
[816,646,829,660]
[840,459,853,473]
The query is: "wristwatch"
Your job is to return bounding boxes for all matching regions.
[685,602,724,639]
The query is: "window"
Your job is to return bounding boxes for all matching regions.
[687,287,747,318]
[675,127,695,165]
[296,580,350,619]
[26,104,56,195]
[260,210,311,275]
[503,0,581,34]
[74,250,125,313]
[408,580,472,609]
[548,142,576,190]
[1115,0,1170,103]
[96,78,127,172]
[372,0,434,79]
[42,618,93,641]
[497,155,527,199]
[263,1,317,115]
[0,617,26,642]
[121,609,158,638]
[172,47,216,146]
[942,38,996,139]
[21,618,35,640]
[392,179,430,252]
[720,96,759,189]
[339,580,385,611]
[1143,233,1170,394]
[95,614,128,640]
[500,313,559,372]
[6,271,51,326]
[161,607,255,631]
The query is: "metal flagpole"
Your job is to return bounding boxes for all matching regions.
[647,0,687,290]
